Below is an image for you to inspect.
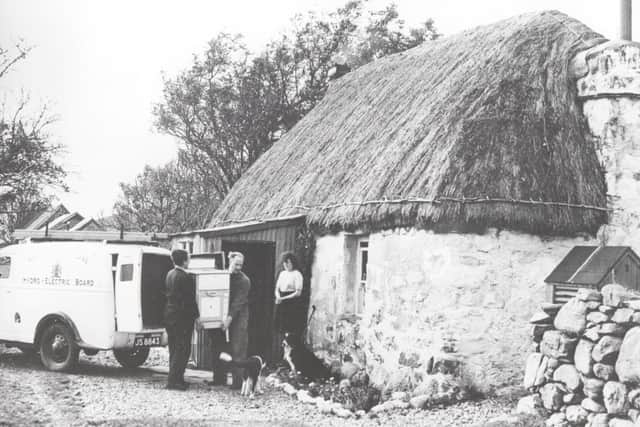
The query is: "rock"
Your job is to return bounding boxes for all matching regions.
[283,383,297,395]
[390,400,410,410]
[340,361,360,380]
[566,405,589,425]
[608,418,634,427]
[612,308,635,324]
[391,391,408,401]
[628,408,640,422]
[554,298,589,335]
[599,322,627,337]
[628,388,640,409]
[583,377,605,400]
[582,397,607,413]
[355,410,366,418]
[632,312,640,324]
[546,412,569,427]
[616,327,640,383]
[334,408,352,418]
[587,312,610,324]
[575,339,596,375]
[592,336,623,363]
[577,288,603,302]
[585,326,602,342]
[593,363,616,381]
[600,305,617,315]
[524,353,549,388]
[603,381,629,415]
[588,414,610,427]
[563,392,578,404]
[541,331,578,360]
[532,325,554,342]
[624,300,640,310]
[531,311,553,324]
[540,383,565,411]
[542,303,564,315]
[516,394,544,415]
[339,379,351,389]
[409,394,429,409]
[586,301,602,310]
[553,364,582,391]
[602,284,633,307]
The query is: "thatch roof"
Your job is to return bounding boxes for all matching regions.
[210,11,609,236]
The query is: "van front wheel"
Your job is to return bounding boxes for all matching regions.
[113,348,149,368]
[39,323,79,371]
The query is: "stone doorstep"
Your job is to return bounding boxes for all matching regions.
[146,365,213,382]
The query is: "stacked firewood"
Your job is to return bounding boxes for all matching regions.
[519,284,640,426]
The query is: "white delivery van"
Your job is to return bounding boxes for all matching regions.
[0,240,173,371]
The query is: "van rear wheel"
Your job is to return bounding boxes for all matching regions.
[113,348,149,368]
[39,323,79,371]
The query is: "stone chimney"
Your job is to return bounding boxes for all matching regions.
[572,41,640,245]
[620,0,632,41]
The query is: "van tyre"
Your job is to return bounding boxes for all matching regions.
[113,347,149,368]
[39,323,79,371]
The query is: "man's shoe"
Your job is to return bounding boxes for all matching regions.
[166,382,187,391]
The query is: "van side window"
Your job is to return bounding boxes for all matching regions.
[0,256,10,279]
[120,264,133,281]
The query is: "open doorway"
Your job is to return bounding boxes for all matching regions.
[221,240,276,362]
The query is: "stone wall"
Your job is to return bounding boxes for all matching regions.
[519,285,640,426]
[308,228,594,393]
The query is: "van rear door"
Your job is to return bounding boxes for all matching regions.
[115,249,142,332]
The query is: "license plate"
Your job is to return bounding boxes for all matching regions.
[133,334,161,348]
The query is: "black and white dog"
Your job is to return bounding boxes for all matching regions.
[282,332,332,381]
[219,352,266,397]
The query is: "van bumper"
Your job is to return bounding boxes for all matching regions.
[112,329,168,349]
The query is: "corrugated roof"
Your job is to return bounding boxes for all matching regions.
[545,246,636,286]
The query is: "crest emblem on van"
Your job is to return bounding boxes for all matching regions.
[52,263,62,278]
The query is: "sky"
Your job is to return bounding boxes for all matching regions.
[0,0,635,218]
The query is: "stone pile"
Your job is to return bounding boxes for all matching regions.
[519,284,640,427]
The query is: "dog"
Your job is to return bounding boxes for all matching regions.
[282,332,332,381]
[219,352,265,397]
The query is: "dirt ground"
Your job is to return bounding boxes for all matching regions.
[0,345,517,427]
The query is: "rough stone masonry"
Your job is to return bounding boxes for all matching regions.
[519,284,640,426]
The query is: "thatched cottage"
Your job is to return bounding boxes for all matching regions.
[172,10,640,392]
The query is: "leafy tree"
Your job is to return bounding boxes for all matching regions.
[113,150,220,233]
[0,43,66,242]
[130,1,439,233]
[153,1,439,193]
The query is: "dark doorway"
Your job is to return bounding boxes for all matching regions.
[221,240,276,363]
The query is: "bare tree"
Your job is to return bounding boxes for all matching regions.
[0,42,66,242]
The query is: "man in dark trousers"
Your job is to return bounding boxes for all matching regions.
[164,249,199,390]
[211,251,250,389]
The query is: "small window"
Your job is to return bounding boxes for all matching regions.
[626,263,630,273]
[120,264,134,281]
[180,241,194,254]
[0,256,10,279]
[355,239,368,315]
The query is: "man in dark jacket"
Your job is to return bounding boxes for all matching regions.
[164,249,199,390]
[211,251,250,389]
